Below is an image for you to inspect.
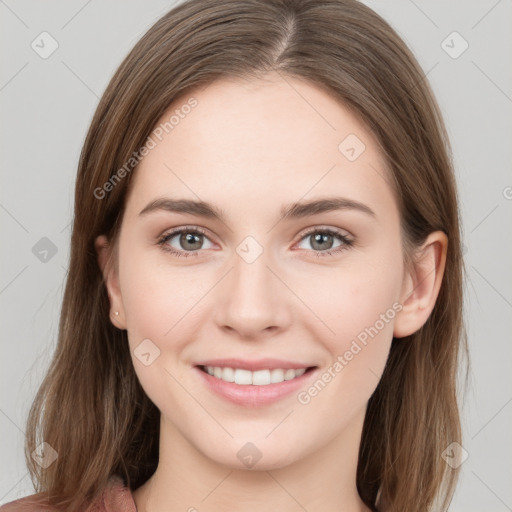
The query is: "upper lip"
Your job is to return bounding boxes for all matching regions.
[195,358,317,371]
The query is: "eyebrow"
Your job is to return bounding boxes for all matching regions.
[138,196,376,222]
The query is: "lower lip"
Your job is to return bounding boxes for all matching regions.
[194,366,317,407]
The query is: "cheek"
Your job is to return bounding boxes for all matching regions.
[118,245,200,343]
[117,245,211,395]
[117,250,200,412]
[306,250,403,387]
[294,274,401,429]
[309,253,402,338]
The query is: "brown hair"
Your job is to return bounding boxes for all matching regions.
[23,1,468,510]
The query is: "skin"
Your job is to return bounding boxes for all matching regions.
[96,71,447,512]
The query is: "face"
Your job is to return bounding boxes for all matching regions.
[102,72,410,470]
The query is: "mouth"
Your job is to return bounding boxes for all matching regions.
[193,360,319,407]
[197,364,317,386]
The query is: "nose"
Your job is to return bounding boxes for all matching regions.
[213,248,291,339]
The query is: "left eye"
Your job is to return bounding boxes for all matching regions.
[295,228,353,255]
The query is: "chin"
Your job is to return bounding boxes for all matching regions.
[200,435,304,471]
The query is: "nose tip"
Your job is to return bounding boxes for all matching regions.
[213,254,290,339]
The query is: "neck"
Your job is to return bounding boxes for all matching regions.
[133,407,371,512]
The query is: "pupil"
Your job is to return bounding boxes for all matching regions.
[182,233,202,250]
[312,233,332,250]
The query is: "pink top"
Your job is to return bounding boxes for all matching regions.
[0,476,137,512]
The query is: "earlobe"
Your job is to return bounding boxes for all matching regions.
[393,231,448,338]
[94,234,127,330]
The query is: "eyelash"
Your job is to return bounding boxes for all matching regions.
[157,226,354,259]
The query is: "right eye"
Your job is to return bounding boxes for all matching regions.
[157,226,215,257]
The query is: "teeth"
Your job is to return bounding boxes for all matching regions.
[234,369,253,385]
[204,366,307,385]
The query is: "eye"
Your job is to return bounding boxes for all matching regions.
[295,227,354,257]
[157,226,214,257]
[157,226,354,259]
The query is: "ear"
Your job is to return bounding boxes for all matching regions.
[94,234,127,330]
[393,231,448,338]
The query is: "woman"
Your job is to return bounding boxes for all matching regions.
[1,0,467,510]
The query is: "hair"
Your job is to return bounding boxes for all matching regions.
[22,1,468,511]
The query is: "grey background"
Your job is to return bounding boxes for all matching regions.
[1,0,511,510]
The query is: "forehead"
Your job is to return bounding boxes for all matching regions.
[125,73,397,224]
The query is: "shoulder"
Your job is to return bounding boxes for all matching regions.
[0,475,137,512]
[0,491,53,512]
[99,475,137,512]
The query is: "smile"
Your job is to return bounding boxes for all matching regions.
[200,365,310,385]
